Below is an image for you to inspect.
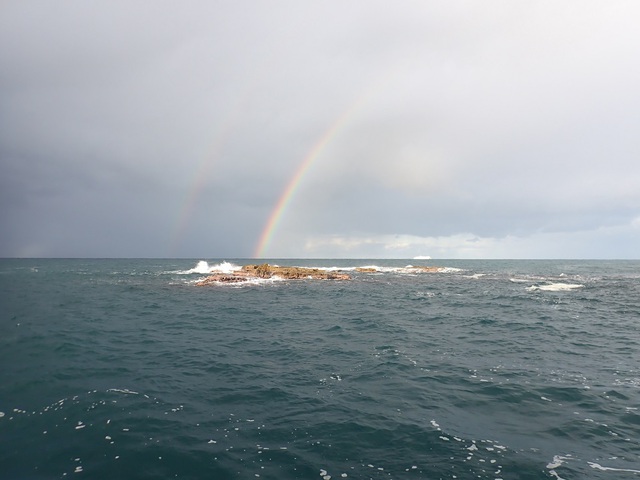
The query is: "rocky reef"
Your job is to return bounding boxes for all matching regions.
[407,266,445,273]
[195,263,447,285]
[195,263,350,285]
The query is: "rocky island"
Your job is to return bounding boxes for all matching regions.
[195,263,350,285]
[194,263,447,285]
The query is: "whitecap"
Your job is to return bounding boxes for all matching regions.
[440,267,464,273]
[176,261,242,275]
[528,283,584,292]
[188,260,216,274]
[206,276,283,288]
[546,455,571,469]
[465,273,486,279]
[107,388,139,395]
[313,266,354,272]
[400,265,463,274]
[588,462,640,473]
[209,261,242,274]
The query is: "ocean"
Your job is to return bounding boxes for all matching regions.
[1,259,639,479]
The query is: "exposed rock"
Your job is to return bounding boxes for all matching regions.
[241,263,350,280]
[194,263,447,285]
[408,266,445,273]
[195,274,251,286]
[195,263,350,285]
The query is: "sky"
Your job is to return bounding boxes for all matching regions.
[1,1,640,259]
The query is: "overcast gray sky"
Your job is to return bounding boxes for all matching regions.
[2,1,639,258]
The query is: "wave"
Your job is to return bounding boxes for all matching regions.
[588,462,640,473]
[395,265,463,274]
[316,265,463,274]
[175,261,242,275]
[464,273,486,279]
[527,283,584,292]
[200,275,284,287]
[434,267,464,274]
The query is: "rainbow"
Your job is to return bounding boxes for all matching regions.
[253,92,374,258]
[168,129,230,255]
[169,88,256,254]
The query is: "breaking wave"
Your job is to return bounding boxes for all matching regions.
[175,261,242,275]
[527,283,584,292]
[315,265,463,274]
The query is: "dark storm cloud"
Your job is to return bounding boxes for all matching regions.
[1,1,639,258]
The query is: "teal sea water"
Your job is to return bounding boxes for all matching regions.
[1,259,640,479]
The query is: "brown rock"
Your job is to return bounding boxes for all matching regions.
[408,266,445,273]
[195,263,350,285]
[242,264,350,280]
[195,273,252,286]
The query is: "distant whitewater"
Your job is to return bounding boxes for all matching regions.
[176,260,241,275]
[2,258,640,479]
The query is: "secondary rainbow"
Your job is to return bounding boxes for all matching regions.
[168,129,230,255]
[168,86,256,255]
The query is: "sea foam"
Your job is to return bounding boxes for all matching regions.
[588,462,640,473]
[177,261,242,275]
[527,283,584,292]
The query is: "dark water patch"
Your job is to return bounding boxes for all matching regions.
[621,411,640,425]
[3,259,640,478]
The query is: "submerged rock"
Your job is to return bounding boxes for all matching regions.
[195,263,350,285]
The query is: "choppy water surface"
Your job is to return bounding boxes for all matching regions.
[1,259,640,479]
